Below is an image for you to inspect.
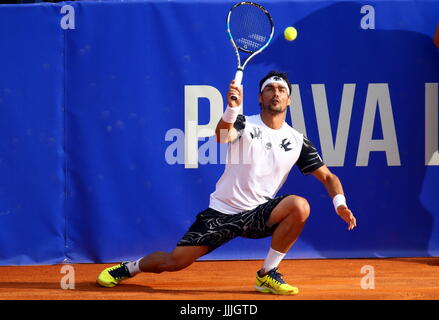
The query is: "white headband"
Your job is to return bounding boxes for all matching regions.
[260,76,290,95]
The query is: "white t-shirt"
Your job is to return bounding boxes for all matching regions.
[209,114,324,214]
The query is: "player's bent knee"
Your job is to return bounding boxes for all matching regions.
[287,196,310,222]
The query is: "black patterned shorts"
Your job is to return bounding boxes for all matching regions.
[177,195,290,252]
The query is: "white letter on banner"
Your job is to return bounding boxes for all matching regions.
[312,84,355,166]
[425,83,439,165]
[356,83,400,166]
[288,84,307,136]
[184,86,224,168]
[360,5,375,30]
[199,136,218,165]
[165,128,184,165]
[60,5,76,30]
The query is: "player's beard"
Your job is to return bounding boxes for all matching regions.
[261,99,286,114]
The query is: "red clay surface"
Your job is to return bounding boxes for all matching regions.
[0,257,438,300]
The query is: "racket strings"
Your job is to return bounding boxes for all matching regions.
[230,5,272,52]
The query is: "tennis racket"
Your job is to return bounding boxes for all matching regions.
[226,2,274,100]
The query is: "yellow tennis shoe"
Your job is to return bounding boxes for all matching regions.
[255,267,299,295]
[96,262,131,288]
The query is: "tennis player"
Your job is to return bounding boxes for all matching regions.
[97,71,357,295]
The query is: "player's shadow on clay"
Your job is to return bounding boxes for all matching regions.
[0,281,259,297]
[87,283,262,296]
[0,281,61,290]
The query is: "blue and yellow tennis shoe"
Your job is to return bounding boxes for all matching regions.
[255,267,299,295]
[96,262,131,288]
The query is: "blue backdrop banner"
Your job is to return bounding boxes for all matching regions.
[0,0,438,265]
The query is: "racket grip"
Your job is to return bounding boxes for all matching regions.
[231,69,243,101]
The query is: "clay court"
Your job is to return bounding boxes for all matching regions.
[0,257,438,300]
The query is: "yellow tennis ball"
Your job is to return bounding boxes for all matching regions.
[284,26,297,41]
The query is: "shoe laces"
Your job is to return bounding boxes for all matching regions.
[108,262,130,280]
[267,268,286,285]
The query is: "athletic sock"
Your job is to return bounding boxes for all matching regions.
[126,258,142,277]
[260,248,286,276]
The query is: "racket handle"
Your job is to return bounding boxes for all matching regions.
[231,69,243,101]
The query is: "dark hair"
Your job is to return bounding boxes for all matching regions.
[259,70,292,96]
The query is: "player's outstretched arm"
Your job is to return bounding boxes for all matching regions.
[215,80,243,143]
[310,165,357,230]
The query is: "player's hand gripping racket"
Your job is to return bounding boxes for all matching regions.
[226,2,274,100]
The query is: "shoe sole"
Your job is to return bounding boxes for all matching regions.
[255,285,299,295]
[96,278,117,288]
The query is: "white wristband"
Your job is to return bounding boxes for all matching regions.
[333,194,347,212]
[222,105,240,124]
